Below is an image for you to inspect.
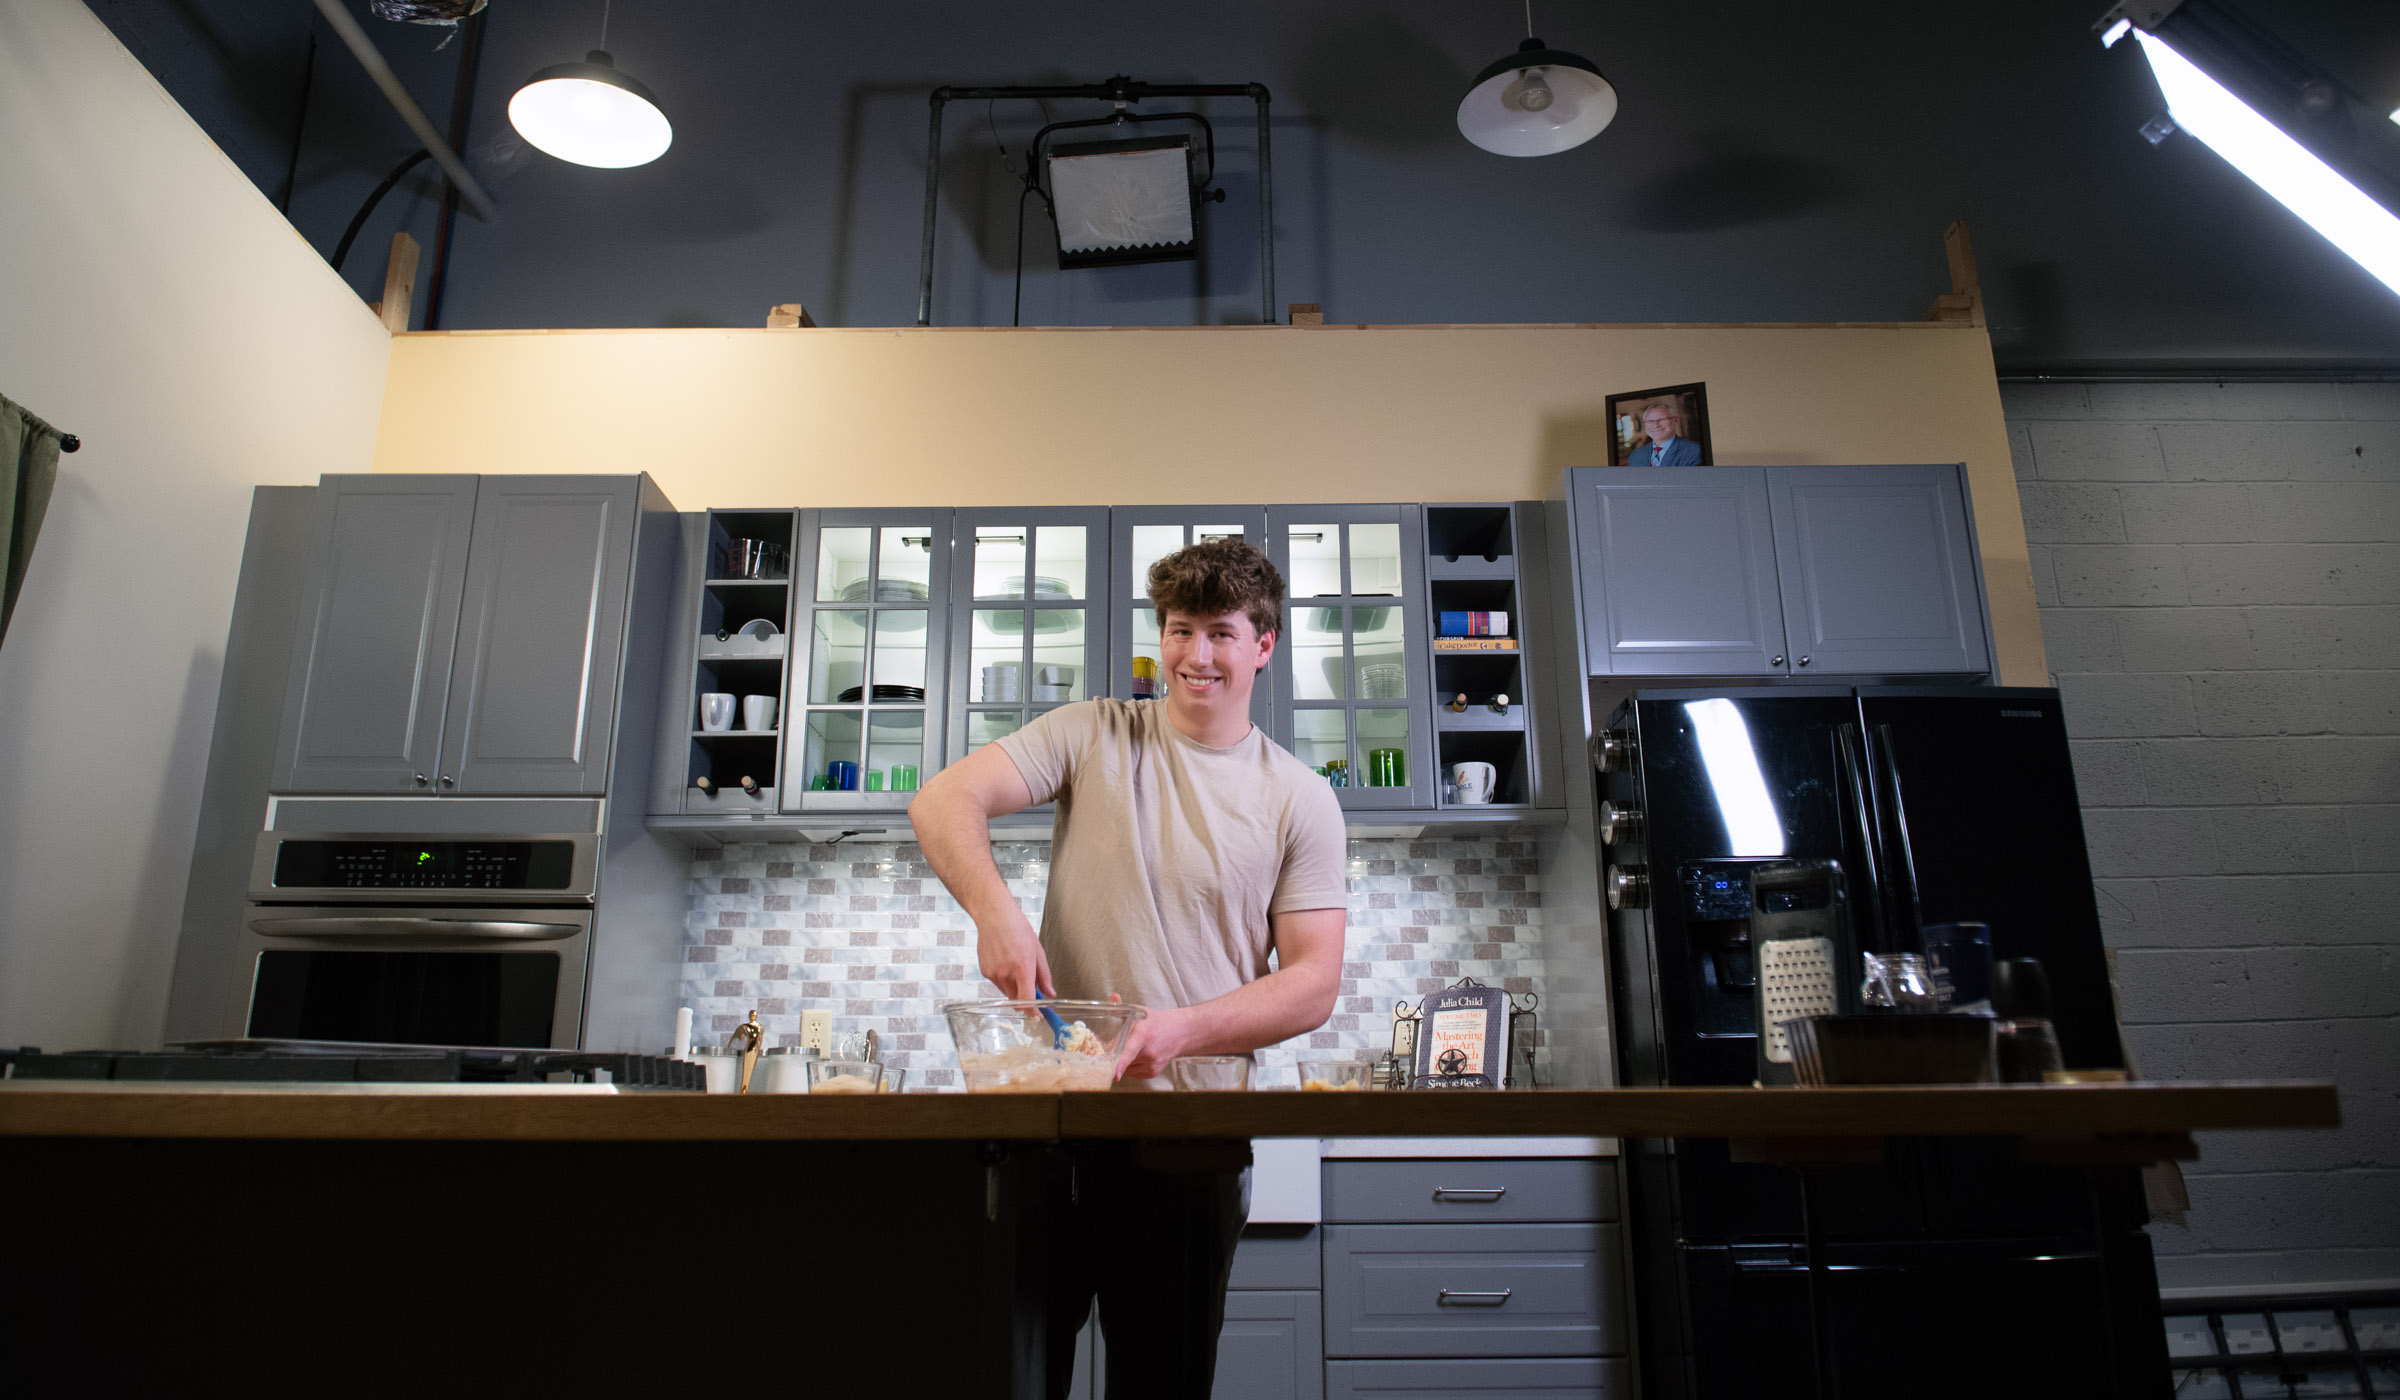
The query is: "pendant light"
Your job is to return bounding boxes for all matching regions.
[1457,1,1617,157]
[507,1,671,168]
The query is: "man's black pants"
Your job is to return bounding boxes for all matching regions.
[1041,1140,1251,1400]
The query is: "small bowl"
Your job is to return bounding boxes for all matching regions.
[942,999,1145,1092]
[807,1059,902,1094]
[1299,1060,1374,1092]
[1168,1055,1253,1092]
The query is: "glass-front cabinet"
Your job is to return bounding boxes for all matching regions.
[785,510,952,812]
[1107,507,1273,732]
[946,509,1108,784]
[1268,505,1433,809]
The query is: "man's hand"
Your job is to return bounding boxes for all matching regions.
[1114,1003,1197,1081]
[1108,908,1346,1080]
[978,904,1053,1002]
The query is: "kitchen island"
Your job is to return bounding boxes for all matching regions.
[0,1082,2337,1397]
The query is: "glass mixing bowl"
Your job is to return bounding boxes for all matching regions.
[942,999,1146,1092]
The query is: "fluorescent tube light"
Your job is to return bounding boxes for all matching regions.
[2130,27,2400,296]
[1684,699,1785,858]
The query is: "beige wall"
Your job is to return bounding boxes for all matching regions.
[0,2,391,1048]
[377,321,2044,683]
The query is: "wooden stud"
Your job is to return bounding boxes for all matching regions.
[766,303,818,328]
[1923,220,1984,327]
[1288,302,1324,326]
[378,232,420,334]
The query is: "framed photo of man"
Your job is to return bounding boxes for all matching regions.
[1607,383,1713,467]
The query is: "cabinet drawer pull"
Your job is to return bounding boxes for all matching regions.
[1432,1187,1507,1201]
[1437,1289,1513,1306]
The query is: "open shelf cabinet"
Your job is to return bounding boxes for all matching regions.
[681,509,796,813]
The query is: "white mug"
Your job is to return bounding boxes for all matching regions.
[742,695,778,731]
[1451,761,1497,805]
[699,692,736,731]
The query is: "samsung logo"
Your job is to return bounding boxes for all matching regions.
[1999,709,2045,718]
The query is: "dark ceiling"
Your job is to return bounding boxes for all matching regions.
[86,0,2400,370]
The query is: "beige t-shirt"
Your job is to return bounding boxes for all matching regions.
[995,698,1348,1017]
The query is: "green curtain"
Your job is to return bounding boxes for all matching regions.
[1,392,66,647]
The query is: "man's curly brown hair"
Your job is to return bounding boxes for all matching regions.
[1147,535,1285,642]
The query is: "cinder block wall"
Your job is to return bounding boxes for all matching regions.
[2005,381,2400,1294]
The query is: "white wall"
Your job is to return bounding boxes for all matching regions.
[0,1,390,1049]
[2007,381,2400,1294]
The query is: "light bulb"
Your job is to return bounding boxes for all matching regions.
[1518,72,1554,112]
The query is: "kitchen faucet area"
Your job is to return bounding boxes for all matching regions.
[2,2,2394,1397]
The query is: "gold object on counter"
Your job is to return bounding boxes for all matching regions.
[1449,693,1469,713]
[729,1010,765,1093]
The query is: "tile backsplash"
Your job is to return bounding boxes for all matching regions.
[681,836,1548,1089]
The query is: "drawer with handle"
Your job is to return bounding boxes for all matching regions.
[1327,1356,1630,1398]
[1323,1222,1625,1358]
[1323,1158,1617,1224]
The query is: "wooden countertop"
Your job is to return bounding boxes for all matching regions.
[0,1080,2338,1143]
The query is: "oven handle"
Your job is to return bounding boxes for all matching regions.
[247,916,584,942]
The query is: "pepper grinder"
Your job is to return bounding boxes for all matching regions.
[728,1010,765,1093]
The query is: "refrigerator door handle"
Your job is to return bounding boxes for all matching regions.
[1835,725,1889,952]
[1873,723,1927,947]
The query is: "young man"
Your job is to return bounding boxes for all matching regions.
[909,535,1346,1400]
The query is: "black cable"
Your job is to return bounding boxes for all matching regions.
[1013,183,1036,326]
[331,148,432,272]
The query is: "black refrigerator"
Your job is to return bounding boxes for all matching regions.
[1593,685,2169,1399]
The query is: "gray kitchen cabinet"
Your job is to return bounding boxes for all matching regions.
[1267,505,1433,809]
[1320,1157,1626,1388]
[1072,1227,1325,1400]
[1322,1159,1617,1225]
[1767,464,1990,676]
[273,475,479,793]
[946,507,1109,792]
[1323,1222,1623,1358]
[1325,1357,1628,1397]
[438,476,640,794]
[1215,1290,1326,1400]
[1562,465,1993,679]
[784,509,952,813]
[1107,506,1274,731]
[275,474,662,797]
[1563,467,1786,677]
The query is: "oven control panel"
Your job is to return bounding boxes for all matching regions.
[270,840,576,891]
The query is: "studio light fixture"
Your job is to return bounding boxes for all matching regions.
[508,2,671,168]
[1457,0,1617,157]
[2099,0,2400,297]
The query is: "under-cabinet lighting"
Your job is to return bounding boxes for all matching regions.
[2127,27,2400,297]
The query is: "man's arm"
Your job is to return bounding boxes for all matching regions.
[1114,906,1345,1080]
[908,744,1050,1000]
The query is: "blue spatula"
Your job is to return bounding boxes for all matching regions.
[1033,989,1071,1049]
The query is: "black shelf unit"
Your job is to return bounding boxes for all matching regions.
[684,509,796,812]
[1424,505,1538,809]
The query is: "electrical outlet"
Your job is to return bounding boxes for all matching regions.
[800,1009,834,1056]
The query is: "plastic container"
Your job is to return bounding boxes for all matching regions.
[942,999,1145,1092]
[1787,1014,1998,1086]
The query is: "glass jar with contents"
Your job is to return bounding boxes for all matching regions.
[1860,952,1938,1011]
